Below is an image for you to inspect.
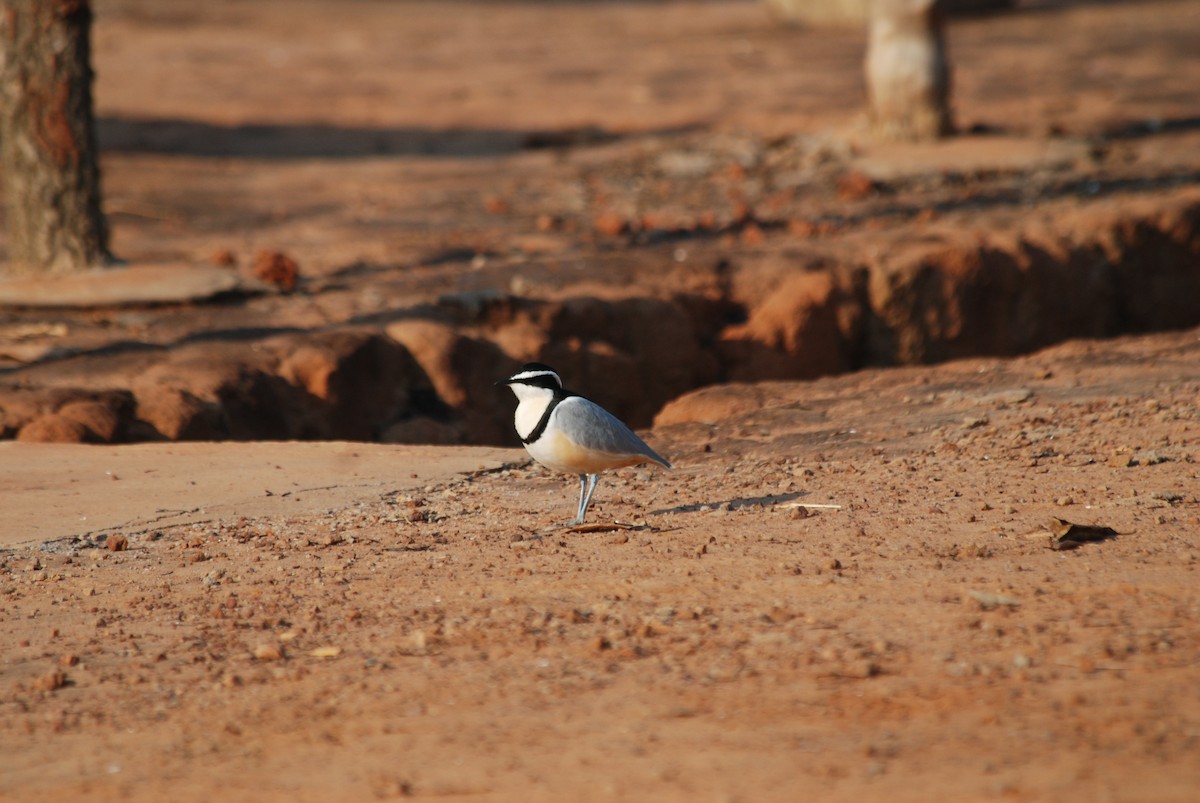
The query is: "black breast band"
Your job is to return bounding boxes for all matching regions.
[522,391,576,445]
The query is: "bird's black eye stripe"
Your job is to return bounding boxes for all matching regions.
[520,373,561,390]
[506,366,562,389]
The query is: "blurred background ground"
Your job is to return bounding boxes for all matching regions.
[1,1,1199,800]
[2,0,1199,446]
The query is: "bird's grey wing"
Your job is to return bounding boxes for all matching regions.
[555,396,671,468]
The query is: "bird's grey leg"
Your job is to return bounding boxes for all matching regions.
[578,473,600,523]
[566,474,588,526]
[565,474,602,527]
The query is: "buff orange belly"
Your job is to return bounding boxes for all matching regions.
[526,428,647,475]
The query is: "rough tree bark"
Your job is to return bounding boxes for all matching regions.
[865,0,954,141]
[0,0,110,277]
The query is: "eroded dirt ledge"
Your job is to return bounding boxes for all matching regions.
[2,0,1199,446]
[3,188,1198,445]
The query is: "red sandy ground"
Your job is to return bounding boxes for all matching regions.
[2,327,1199,801]
[2,1,1200,800]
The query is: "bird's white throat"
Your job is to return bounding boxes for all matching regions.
[508,383,555,441]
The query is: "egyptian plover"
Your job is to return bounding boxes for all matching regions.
[498,362,671,525]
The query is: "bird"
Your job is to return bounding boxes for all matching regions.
[497,362,671,526]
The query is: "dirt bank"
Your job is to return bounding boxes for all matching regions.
[3,0,1200,446]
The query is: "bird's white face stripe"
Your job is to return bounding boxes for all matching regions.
[509,369,560,385]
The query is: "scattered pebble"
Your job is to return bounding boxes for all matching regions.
[33,670,67,692]
[309,646,342,658]
[968,590,1020,610]
[253,644,284,661]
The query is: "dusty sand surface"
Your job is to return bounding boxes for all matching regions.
[3,1,1200,800]
[0,442,519,545]
[3,327,1198,801]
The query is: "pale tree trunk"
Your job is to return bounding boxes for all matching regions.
[0,0,110,277]
[865,0,954,141]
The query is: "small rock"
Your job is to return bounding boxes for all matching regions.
[1055,496,1074,507]
[967,590,1020,610]
[864,761,887,778]
[33,670,67,692]
[210,248,237,266]
[1131,450,1168,466]
[253,250,300,292]
[836,170,878,201]
[309,646,342,658]
[253,644,284,661]
[841,659,879,679]
[593,211,630,237]
[657,150,715,179]
[987,388,1034,406]
[1107,452,1134,468]
[482,196,510,214]
[106,535,129,552]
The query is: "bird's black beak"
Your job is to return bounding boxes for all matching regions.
[495,376,512,386]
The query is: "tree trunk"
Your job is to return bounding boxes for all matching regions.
[0,0,110,277]
[865,0,954,141]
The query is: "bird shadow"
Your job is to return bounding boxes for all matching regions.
[651,491,805,516]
